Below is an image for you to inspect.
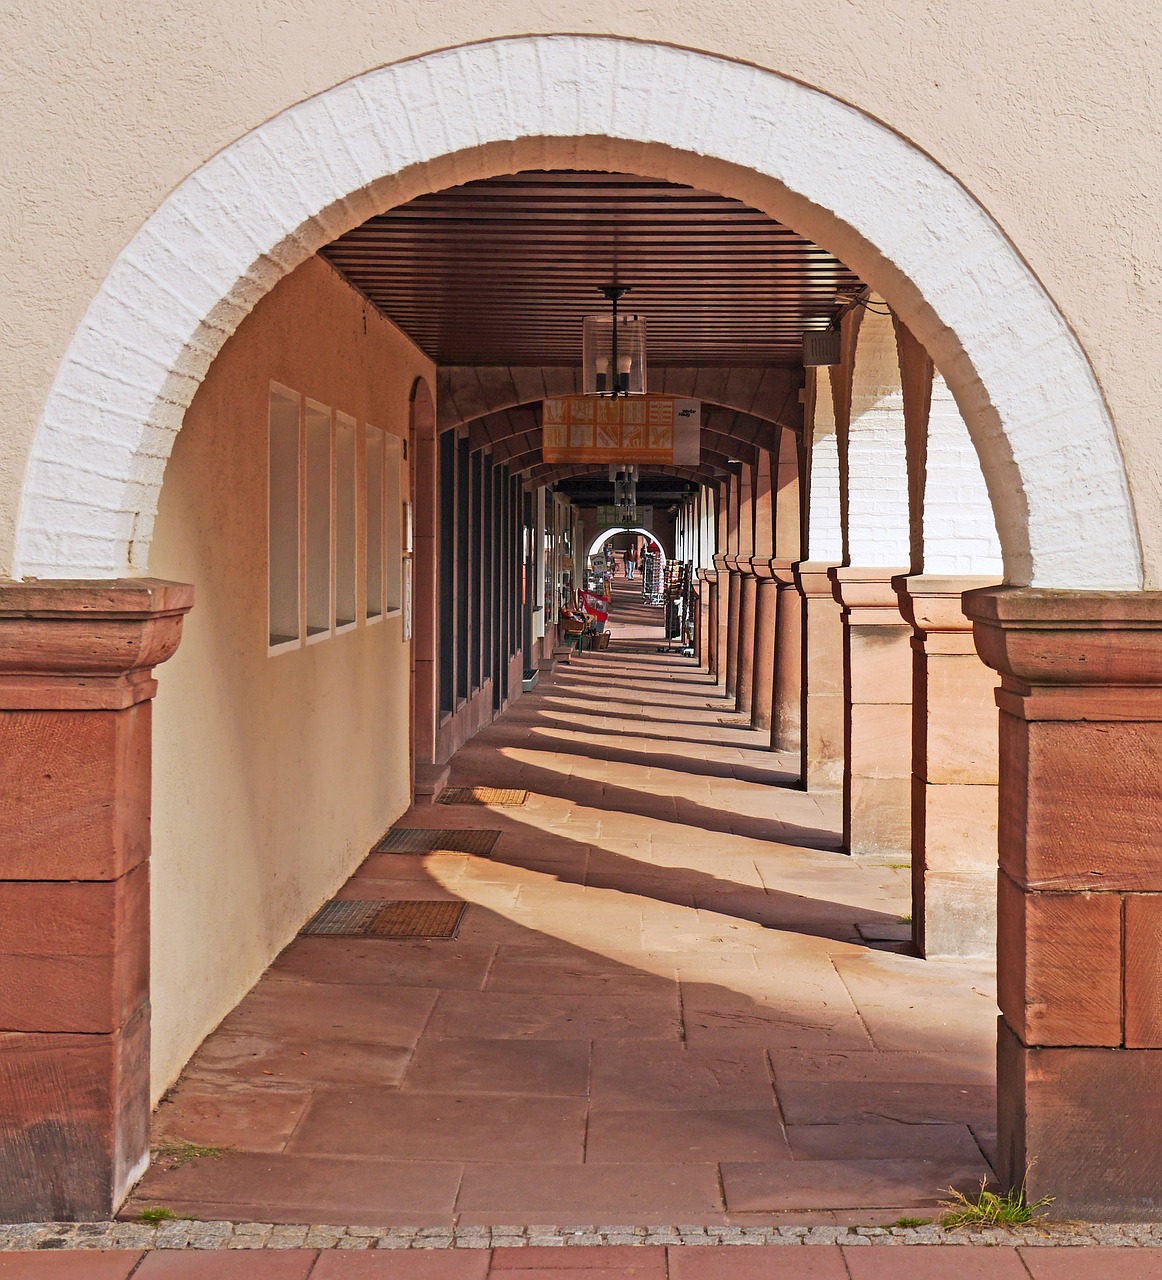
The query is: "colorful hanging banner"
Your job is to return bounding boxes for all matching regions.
[542,395,700,465]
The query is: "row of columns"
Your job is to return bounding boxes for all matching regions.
[677,303,1162,1216]
[688,303,1004,959]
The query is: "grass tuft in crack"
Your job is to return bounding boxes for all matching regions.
[939,1177,1053,1229]
[139,1207,175,1224]
[893,1216,931,1228]
[152,1140,226,1169]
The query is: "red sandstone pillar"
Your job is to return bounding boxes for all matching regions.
[831,567,912,856]
[750,561,778,731]
[794,562,844,790]
[965,587,1162,1220]
[723,556,743,699]
[735,565,759,717]
[711,557,729,686]
[0,580,192,1221]
[895,575,1001,957]
[771,562,803,753]
[697,568,717,675]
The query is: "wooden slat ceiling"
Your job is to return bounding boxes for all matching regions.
[320,171,863,367]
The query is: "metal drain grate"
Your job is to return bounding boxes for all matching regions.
[300,900,383,936]
[366,900,466,939]
[300,899,467,939]
[373,828,501,855]
[440,787,528,806]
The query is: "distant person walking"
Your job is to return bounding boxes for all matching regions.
[625,544,639,580]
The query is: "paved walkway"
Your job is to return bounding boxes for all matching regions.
[121,579,997,1227]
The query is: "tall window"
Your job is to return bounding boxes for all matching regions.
[304,401,332,641]
[267,385,301,651]
[438,429,456,714]
[365,427,385,620]
[334,412,357,631]
[385,434,404,612]
[268,386,402,654]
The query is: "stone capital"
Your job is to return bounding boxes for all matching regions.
[712,553,731,572]
[792,560,842,600]
[722,554,745,573]
[746,556,781,582]
[894,574,1004,655]
[0,579,195,710]
[963,586,1162,721]
[829,566,910,625]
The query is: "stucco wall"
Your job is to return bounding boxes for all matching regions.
[1,7,1160,583]
[147,255,433,1100]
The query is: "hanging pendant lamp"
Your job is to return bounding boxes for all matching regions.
[583,286,647,397]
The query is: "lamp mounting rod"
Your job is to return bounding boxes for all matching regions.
[599,285,633,399]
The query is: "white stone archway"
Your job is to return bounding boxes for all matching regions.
[13,36,1142,589]
[588,526,667,562]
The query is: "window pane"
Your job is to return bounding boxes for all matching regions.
[268,385,300,648]
[366,427,385,618]
[335,413,357,629]
[385,435,403,610]
[305,401,332,639]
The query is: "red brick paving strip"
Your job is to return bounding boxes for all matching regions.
[310,1255,490,1277]
[1019,1246,1162,1278]
[0,1255,144,1279]
[668,1247,850,1277]
[10,1248,1162,1277]
[841,1244,1032,1277]
[490,1245,666,1270]
[135,1253,318,1278]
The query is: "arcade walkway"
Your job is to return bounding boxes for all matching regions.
[126,583,997,1227]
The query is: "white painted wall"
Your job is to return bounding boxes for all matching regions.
[6,38,1142,589]
[807,372,843,563]
[843,308,910,568]
[923,374,1004,576]
[147,257,433,1100]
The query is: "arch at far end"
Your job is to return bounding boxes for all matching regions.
[588,526,667,562]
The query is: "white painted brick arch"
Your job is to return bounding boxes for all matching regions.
[13,35,1142,588]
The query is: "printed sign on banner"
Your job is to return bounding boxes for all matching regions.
[542,395,700,464]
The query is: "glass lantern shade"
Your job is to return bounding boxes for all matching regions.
[583,312,647,395]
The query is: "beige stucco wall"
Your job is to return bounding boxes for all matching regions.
[1,6,1161,583]
[147,255,433,1100]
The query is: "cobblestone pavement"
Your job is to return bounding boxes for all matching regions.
[7,1219,1162,1250]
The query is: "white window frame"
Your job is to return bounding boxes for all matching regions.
[304,398,333,646]
[334,410,358,635]
[365,425,386,625]
[267,382,303,656]
[384,433,404,618]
